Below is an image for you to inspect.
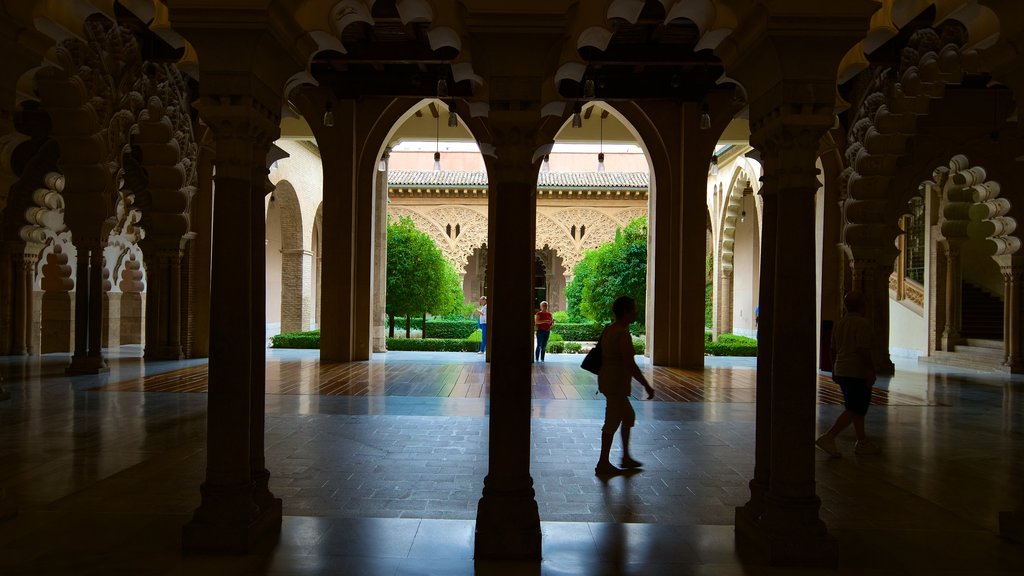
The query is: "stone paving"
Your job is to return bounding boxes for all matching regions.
[1,349,1023,574]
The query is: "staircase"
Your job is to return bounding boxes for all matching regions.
[961,282,1003,340]
[921,282,1009,372]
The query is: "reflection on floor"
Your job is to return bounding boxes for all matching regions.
[0,348,1022,575]
[92,351,940,406]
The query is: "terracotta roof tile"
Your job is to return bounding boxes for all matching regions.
[387,170,648,190]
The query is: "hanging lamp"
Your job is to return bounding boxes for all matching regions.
[597,112,605,173]
[433,109,441,172]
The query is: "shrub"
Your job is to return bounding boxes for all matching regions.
[466,329,482,343]
[547,332,564,343]
[385,338,479,352]
[552,322,604,341]
[704,334,758,357]
[705,282,713,328]
[270,329,320,349]
[551,311,570,323]
[629,322,645,337]
[632,337,645,355]
[564,342,583,353]
[424,320,478,339]
[547,341,564,353]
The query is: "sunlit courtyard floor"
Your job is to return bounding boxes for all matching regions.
[0,348,1022,575]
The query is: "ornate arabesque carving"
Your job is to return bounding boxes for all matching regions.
[841,25,969,255]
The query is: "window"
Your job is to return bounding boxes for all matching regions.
[904,196,925,284]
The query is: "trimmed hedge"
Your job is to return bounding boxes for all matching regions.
[385,338,479,352]
[551,322,603,341]
[467,329,482,343]
[705,334,758,357]
[423,320,478,339]
[270,329,320,349]
[547,332,564,343]
[548,341,583,354]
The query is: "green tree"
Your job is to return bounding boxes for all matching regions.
[386,217,463,337]
[566,217,648,324]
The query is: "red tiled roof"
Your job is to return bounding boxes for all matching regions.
[387,170,649,190]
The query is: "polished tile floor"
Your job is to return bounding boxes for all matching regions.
[0,348,1022,575]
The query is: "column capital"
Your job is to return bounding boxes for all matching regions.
[715,2,876,109]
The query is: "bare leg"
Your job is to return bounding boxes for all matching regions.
[826,410,854,438]
[620,425,632,460]
[851,414,867,440]
[598,427,616,466]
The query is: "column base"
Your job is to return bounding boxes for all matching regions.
[66,354,109,375]
[182,482,282,555]
[876,357,896,375]
[1000,508,1024,543]
[475,490,541,560]
[735,496,838,568]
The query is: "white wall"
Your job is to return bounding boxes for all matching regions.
[889,299,927,358]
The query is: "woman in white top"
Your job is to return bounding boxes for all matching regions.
[474,296,488,354]
[596,296,655,476]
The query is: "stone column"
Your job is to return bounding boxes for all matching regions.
[372,152,389,352]
[645,100,728,368]
[717,268,734,337]
[172,13,292,551]
[67,243,107,374]
[1002,265,1022,371]
[295,95,357,362]
[941,240,963,351]
[190,143,215,357]
[279,248,311,333]
[848,255,897,374]
[13,252,38,355]
[475,134,540,560]
[735,150,776,530]
[142,242,186,360]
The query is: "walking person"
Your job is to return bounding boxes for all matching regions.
[534,301,555,362]
[474,296,488,354]
[595,296,655,476]
[816,291,881,457]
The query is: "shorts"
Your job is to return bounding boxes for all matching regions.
[603,395,636,432]
[835,375,871,415]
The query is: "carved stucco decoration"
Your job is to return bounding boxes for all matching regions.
[930,154,1018,260]
[52,20,197,243]
[841,25,968,257]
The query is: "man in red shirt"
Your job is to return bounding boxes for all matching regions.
[534,301,555,362]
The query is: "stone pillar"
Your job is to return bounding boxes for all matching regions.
[735,155,776,528]
[1002,265,1022,371]
[475,144,541,560]
[646,100,728,368]
[372,153,389,353]
[65,243,107,373]
[941,240,963,351]
[13,252,38,355]
[291,92,389,361]
[142,243,186,360]
[848,255,897,374]
[172,13,292,552]
[190,143,215,357]
[758,130,837,565]
[279,248,311,333]
[717,268,734,337]
[720,3,875,562]
[297,96,357,362]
